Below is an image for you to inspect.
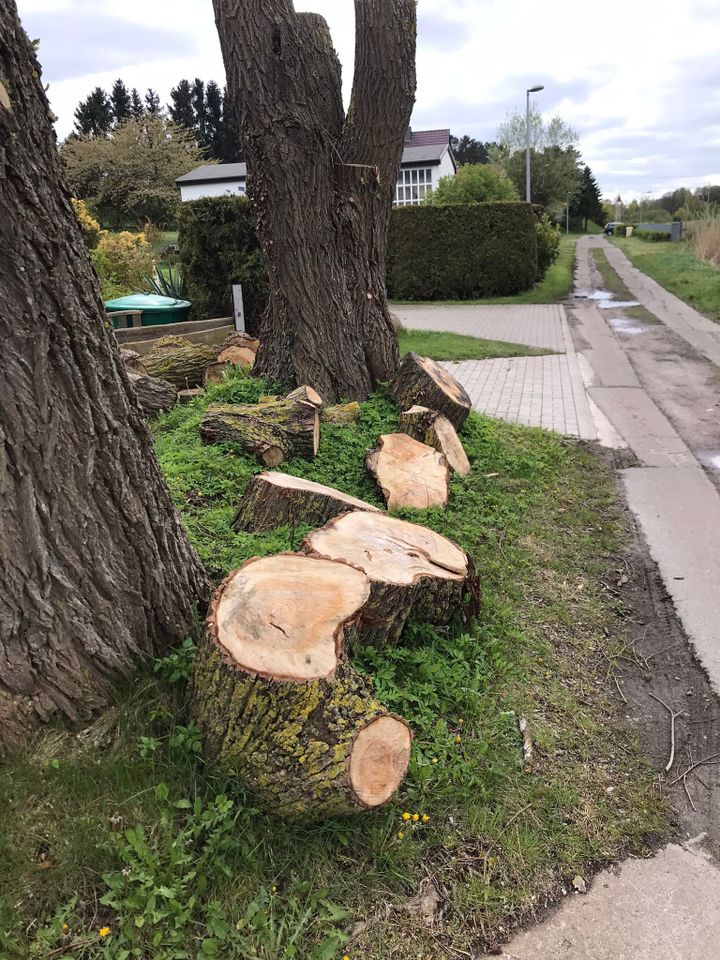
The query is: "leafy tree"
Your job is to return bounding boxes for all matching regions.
[427,163,518,204]
[110,78,132,126]
[450,134,493,165]
[495,106,578,154]
[169,78,195,130]
[144,88,161,115]
[73,86,113,136]
[130,87,144,118]
[501,145,582,212]
[61,114,205,227]
[573,165,604,229]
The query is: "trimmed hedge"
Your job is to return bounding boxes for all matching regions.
[177,196,268,333]
[387,203,538,301]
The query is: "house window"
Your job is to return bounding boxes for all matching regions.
[394,167,433,205]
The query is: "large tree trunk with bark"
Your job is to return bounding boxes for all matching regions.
[212,0,416,401]
[0,5,209,752]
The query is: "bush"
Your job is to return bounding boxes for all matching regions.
[686,217,720,265]
[535,214,560,281]
[178,196,268,332]
[426,163,518,205]
[387,203,538,300]
[71,197,101,249]
[90,230,155,300]
[634,229,671,243]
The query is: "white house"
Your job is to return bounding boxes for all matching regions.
[176,128,456,205]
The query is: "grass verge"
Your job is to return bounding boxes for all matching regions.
[398,328,553,361]
[392,236,576,307]
[0,369,665,959]
[610,235,720,322]
[590,248,659,325]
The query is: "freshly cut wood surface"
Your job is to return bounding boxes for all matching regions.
[399,405,471,476]
[217,345,256,368]
[190,553,412,817]
[387,352,471,430]
[232,471,381,533]
[200,386,321,465]
[366,432,450,510]
[221,331,261,354]
[303,510,473,644]
[127,372,178,419]
[178,388,204,404]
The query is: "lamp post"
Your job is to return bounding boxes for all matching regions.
[526,84,544,203]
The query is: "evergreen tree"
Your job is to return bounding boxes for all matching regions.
[144,88,161,115]
[450,134,493,165]
[169,78,195,131]
[73,86,113,137]
[204,80,224,160]
[220,84,243,162]
[130,87,144,118]
[110,78,132,126]
[575,165,604,229]
[191,78,206,147]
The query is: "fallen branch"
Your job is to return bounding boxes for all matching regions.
[648,693,681,772]
[668,752,720,787]
[518,716,533,772]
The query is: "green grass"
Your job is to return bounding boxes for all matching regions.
[610,235,720,321]
[0,369,665,959]
[392,235,576,307]
[398,328,553,361]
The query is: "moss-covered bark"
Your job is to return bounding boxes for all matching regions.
[322,402,361,424]
[143,341,215,389]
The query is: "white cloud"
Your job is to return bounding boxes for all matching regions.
[17,0,720,199]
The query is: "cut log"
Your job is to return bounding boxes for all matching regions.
[217,345,256,368]
[387,353,471,430]
[302,510,475,644]
[399,406,471,476]
[190,554,412,817]
[203,362,231,386]
[220,331,261,355]
[366,433,450,510]
[232,472,381,533]
[127,372,178,419]
[178,388,204,404]
[120,348,147,375]
[323,401,361,425]
[200,385,321,465]
[143,338,215,389]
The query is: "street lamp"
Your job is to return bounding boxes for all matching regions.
[526,84,544,203]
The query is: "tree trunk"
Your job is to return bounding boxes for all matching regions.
[0,4,208,751]
[190,554,412,817]
[387,353,472,431]
[212,0,416,401]
[127,372,179,419]
[366,433,450,510]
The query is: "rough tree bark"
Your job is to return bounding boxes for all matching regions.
[212,0,416,401]
[0,5,209,751]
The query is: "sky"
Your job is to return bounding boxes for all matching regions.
[17,0,720,202]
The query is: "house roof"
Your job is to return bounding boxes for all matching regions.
[400,143,449,166]
[176,162,247,185]
[404,128,451,147]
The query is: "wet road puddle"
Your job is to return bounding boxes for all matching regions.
[697,450,720,471]
[607,317,648,336]
[574,290,640,310]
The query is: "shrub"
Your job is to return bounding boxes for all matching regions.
[634,229,671,243]
[535,214,560,281]
[90,230,155,300]
[387,203,538,300]
[70,197,101,249]
[685,218,720,265]
[426,163,519,205]
[177,196,268,332]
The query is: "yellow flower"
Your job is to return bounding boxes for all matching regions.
[62,923,69,931]
[402,811,411,821]
[98,927,111,938]
[397,830,405,839]
[422,814,430,824]
[455,735,462,743]
[431,757,438,764]
[298,756,306,764]
[458,718,464,725]
[342,955,350,960]
[272,885,277,893]
[412,813,420,822]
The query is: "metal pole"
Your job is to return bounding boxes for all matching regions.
[525,90,531,203]
[566,195,570,234]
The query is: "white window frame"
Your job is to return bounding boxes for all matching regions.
[394,166,433,206]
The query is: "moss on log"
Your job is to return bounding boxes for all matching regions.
[232,471,381,532]
[190,554,412,817]
[322,401,361,424]
[200,386,322,465]
[143,340,215,389]
[387,352,471,430]
[398,405,471,476]
[303,510,476,644]
[366,432,450,510]
[127,372,178,419]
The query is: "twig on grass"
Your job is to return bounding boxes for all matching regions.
[614,675,628,704]
[648,693,682,772]
[668,752,720,787]
[48,939,96,959]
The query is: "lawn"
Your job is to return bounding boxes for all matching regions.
[392,235,577,307]
[610,235,720,322]
[399,328,553,361]
[0,368,665,960]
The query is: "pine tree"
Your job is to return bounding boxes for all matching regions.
[204,80,224,160]
[145,88,161,115]
[220,84,242,162]
[73,86,113,136]
[191,78,206,148]
[450,135,492,165]
[110,78,131,126]
[169,79,195,131]
[576,165,604,229]
[130,87,144,118]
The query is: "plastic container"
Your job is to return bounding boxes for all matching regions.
[105,293,192,327]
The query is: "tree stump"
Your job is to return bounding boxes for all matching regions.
[200,386,322,465]
[232,472,381,533]
[190,554,412,817]
[398,406,471,476]
[127,373,178,419]
[303,510,475,644]
[178,388,204,404]
[387,353,471,430]
[366,433,450,510]
[143,337,215,389]
[323,402,361,425]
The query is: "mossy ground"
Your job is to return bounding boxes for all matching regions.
[0,368,666,959]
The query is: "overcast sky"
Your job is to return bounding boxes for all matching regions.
[17,0,720,201]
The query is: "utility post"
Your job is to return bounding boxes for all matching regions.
[525,84,544,203]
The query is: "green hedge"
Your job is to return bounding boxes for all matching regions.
[387,203,538,300]
[177,196,268,333]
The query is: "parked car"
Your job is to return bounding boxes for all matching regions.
[604,222,625,236]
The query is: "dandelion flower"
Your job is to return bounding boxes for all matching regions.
[98,927,111,938]
[397,830,405,839]
[422,814,430,824]
[402,811,411,821]
[272,885,277,893]
[342,955,350,960]
[455,735,462,743]
[431,757,438,765]
[412,813,420,822]
[62,923,69,931]
[458,718,464,725]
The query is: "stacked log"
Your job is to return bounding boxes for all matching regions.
[387,353,471,430]
[398,405,471,476]
[322,402,361,425]
[200,386,322,465]
[366,433,450,510]
[127,372,178,419]
[143,336,215,389]
[190,554,412,817]
[232,472,381,532]
[302,510,475,644]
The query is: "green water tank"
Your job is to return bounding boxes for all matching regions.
[105,293,192,327]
